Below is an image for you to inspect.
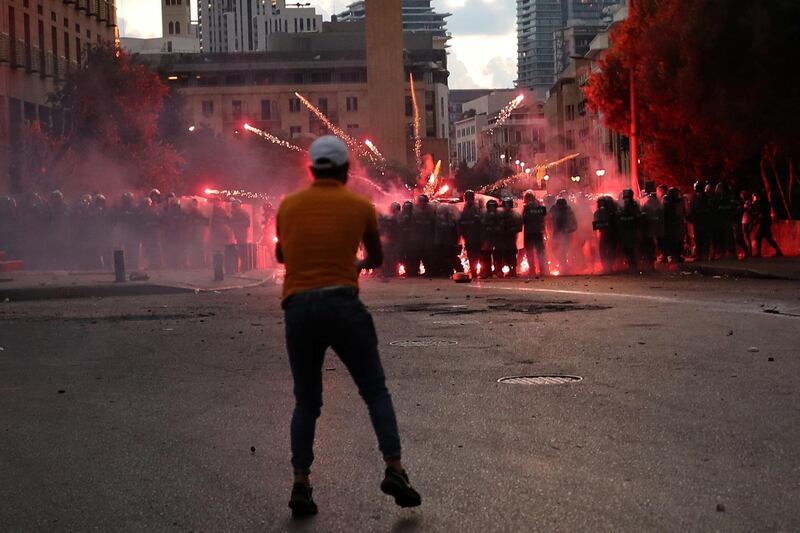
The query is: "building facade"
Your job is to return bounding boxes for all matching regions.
[0,0,118,193]
[337,0,450,39]
[121,0,199,55]
[145,24,450,167]
[198,0,322,53]
[517,0,621,98]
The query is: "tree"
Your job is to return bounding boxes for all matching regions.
[586,0,800,216]
[27,44,182,193]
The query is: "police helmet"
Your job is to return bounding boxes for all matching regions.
[417,194,429,205]
[51,190,64,202]
[121,192,134,206]
[390,202,401,213]
[622,189,634,200]
[693,180,705,193]
[486,199,498,211]
[149,188,162,202]
[523,190,535,203]
[464,190,475,202]
[94,194,107,207]
[231,199,242,207]
[502,197,514,209]
[556,198,568,207]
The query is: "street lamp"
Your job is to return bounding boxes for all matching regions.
[525,168,532,174]
[595,169,606,177]
[188,125,196,132]
[543,174,550,181]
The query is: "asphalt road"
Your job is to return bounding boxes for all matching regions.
[1,273,799,532]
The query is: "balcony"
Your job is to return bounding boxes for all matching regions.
[98,0,109,22]
[88,0,99,17]
[107,5,117,27]
[0,33,9,63]
[76,0,88,11]
[29,46,42,73]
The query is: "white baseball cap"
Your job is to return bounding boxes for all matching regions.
[309,135,349,169]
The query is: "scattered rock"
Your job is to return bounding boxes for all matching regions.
[250,446,256,453]
[716,503,725,512]
[57,389,65,394]
[747,347,760,353]
[768,357,774,362]
[727,330,733,336]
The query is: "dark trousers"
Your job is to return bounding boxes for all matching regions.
[283,288,401,473]
[524,233,547,276]
[755,224,782,257]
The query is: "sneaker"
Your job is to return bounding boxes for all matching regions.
[380,468,422,508]
[288,483,318,517]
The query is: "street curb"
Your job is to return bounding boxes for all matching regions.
[0,283,194,302]
[679,263,794,281]
[0,276,276,302]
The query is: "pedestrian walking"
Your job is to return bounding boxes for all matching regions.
[276,136,421,517]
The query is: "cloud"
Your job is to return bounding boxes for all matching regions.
[482,56,516,88]
[434,0,516,36]
[448,53,480,89]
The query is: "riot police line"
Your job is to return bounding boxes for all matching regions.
[0,189,274,272]
[377,182,783,279]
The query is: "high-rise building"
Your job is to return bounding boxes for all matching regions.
[198,0,321,53]
[337,0,450,39]
[517,0,621,98]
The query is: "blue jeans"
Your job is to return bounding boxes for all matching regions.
[283,287,402,473]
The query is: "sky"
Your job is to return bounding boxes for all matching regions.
[117,0,517,89]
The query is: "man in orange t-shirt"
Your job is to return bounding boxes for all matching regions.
[276,136,421,517]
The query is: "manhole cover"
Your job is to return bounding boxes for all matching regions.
[389,339,459,347]
[497,375,583,385]
[432,319,480,325]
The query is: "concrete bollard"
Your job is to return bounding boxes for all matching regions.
[114,250,126,282]
[213,251,224,281]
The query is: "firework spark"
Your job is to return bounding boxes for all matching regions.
[487,94,525,134]
[364,139,386,162]
[409,72,423,169]
[243,123,305,152]
[477,152,581,193]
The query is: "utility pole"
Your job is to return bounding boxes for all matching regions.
[628,0,640,196]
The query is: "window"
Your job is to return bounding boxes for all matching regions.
[294,18,297,32]
[169,21,174,35]
[405,96,413,116]
[75,37,81,63]
[232,100,242,120]
[260,99,271,120]
[566,105,575,121]
[289,125,302,137]
[346,124,359,132]
[299,18,304,31]
[289,98,301,113]
[202,100,214,117]
[175,21,181,34]
[346,96,358,112]
[565,130,575,150]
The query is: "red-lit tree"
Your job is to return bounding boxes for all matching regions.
[27,44,182,194]
[586,0,800,216]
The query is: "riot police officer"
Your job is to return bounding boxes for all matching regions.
[617,189,641,273]
[593,196,617,274]
[688,180,712,260]
[397,201,414,275]
[481,199,504,276]
[714,182,737,259]
[522,191,547,278]
[458,190,483,277]
[379,202,401,277]
[499,197,522,277]
[662,187,686,263]
[140,196,163,269]
[409,194,435,275]
[549,198,577,275]
[640,193,662,271]
[434,202,461,277]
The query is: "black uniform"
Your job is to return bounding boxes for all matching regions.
[616,196,641,272]
[409,199,435,275]
[662,189,686,262]
[522,199,547,277]
[751,195,783,257]
[481,201,504,276]
[379,204,401,277]
[499,200,522,276]
[549,199,577,274]
[688,186,712,261]
[592,197,617,273]
[458,200,483,276]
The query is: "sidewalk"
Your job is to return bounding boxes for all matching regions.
[680,256,800,280]
[0,268,280,302]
